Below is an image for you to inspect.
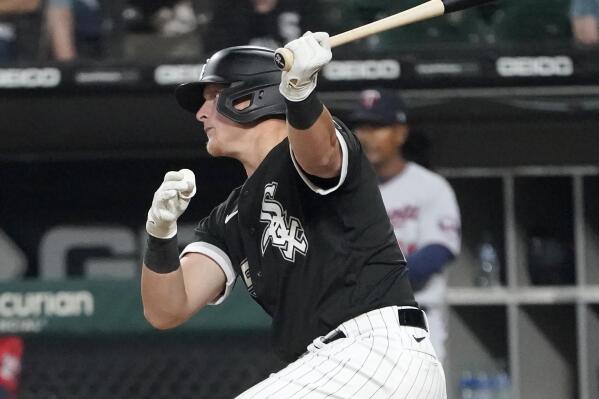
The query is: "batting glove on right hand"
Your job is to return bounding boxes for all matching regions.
[146,169,196,239]
[279,31,332,102]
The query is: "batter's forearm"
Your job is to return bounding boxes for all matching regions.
[287,95,341,178]
[141,265,190,329]
[141,234,190,329]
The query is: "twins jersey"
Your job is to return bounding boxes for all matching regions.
[182,120,416,362]
[379,162,461,361]
[380,162,460,265]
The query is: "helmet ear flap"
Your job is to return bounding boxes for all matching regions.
[216,84,253,123]
[222,82,255,112]
[231,93,254,111]
[217,82,286,124]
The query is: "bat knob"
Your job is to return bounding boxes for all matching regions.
[274,48,294,72]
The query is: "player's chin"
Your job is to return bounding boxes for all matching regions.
[205,140,222,157]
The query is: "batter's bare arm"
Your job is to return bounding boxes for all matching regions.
[279,32,340,179]
[287,107,340,178]
[142,254,225,329]
[140,169,226,329]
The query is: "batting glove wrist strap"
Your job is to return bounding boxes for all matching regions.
[285,91,323,130]
[279,31,332,102]
[146,213,178,239]
[144,235,181,274]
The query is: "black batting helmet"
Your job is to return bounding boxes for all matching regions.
[175,46,286,124]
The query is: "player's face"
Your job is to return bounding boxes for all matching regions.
[355,124,408,167]
[196,84,250,158]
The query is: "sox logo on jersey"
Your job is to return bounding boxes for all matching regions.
[260,182,308,262]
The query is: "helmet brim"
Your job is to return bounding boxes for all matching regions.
[175,82,208,114]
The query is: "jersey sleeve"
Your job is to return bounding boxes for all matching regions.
[180,201,237,305]
[418,178,462,256]
[289,118,362,195]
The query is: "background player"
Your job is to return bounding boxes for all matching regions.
[350,88,461,364]
[140,33,447,398]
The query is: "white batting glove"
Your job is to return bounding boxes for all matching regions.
[279,31,332,102]
[146,169,196,239]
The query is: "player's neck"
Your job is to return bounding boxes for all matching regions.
[376,156,407,183]
[239,119,287,177]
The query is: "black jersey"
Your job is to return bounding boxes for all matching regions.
[185,119,416,362]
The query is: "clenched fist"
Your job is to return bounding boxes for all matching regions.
[146,169,196,239]
[279,31,332,102]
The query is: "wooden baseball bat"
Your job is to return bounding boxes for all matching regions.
[274,0,496,71]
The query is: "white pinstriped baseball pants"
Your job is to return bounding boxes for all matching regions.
[236,306,447,399]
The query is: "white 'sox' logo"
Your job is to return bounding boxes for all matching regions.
[260,182,308,262]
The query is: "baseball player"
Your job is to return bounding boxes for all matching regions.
[349,89,461,364]
[141,33,446,398]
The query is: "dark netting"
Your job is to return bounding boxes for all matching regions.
[18,332,287,399]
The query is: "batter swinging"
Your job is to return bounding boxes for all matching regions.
[141,32,446,398]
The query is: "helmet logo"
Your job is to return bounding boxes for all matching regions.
[199,62,208,80]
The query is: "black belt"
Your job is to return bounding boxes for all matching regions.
[322,308,427,344]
